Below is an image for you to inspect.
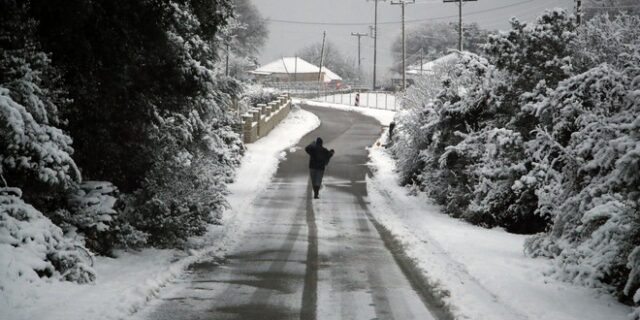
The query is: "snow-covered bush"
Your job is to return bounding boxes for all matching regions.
[240,83,280,112]
[391,8,640,313]
[392,54,458,185]
[129,110,243,247]
[48,181,143,255]
[573,13,640,71]
[524,59,640,307]
[113,2,244,248]
[0,187,95,284]
[422,53,496,217]
[460,128,549,232]
[391,10,577,231]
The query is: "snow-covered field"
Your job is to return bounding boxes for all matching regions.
[1,106,320,320]
[365,131,633,320]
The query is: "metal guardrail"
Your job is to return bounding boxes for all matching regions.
[305,90,399,111]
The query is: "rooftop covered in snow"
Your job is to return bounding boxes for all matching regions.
[251,57,342,82]
[407,52,459,75]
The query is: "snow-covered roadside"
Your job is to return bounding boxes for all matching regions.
[293,98,395,126]
[1,106,320,320]
[365,132,632,320]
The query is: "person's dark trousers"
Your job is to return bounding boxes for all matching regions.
[309,169,324,199]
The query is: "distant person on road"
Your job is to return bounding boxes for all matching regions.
[305,137,335,199]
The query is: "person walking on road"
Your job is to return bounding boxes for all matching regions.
[305,137,335,199]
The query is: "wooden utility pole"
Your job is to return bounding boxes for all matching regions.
[419,47,424,74]
[351,32,368,85]
[575,0,582,25]
[443,0,477,51]
[367,0,387,90]
[225,38,230,76]
[318,31,326,96]
[391,0,415,91]
[458,0,463,51]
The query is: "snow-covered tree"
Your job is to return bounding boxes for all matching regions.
[119,1,244,247]
[297,41,358,81]
[525,59,640,307]
[391,22,490,73]
[392,8,640,313]
[0,2,79,193]
[392,10,578,231]
[573,13,640,71]
[583,0,640,19]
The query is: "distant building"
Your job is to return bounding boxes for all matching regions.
[250,57,343,88]
[391,52,460,89]
[406,52,459,77]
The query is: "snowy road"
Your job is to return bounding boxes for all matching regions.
[135,106,443,320]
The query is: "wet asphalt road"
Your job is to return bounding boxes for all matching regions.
[138,105,439,320]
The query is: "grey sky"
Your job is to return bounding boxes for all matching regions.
[251,0,574,81]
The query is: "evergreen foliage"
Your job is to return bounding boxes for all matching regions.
[392,9,640,311]
[1,0,246,283]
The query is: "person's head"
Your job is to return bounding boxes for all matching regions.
[316,137,323,146]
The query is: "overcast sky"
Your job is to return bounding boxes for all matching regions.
[251,0,574,81]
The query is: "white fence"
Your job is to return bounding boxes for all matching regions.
[310,91,399,111]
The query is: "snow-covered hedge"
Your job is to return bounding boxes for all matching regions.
[240,84,280,113]
[525,60,640,308]
[113,2,245,248]
[0,188,95,284]
[1,0,244,281]
[392,10,640,312]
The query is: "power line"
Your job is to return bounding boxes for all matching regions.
[473,0,558,27]
[584,4,640,9]
[265,0,535,26]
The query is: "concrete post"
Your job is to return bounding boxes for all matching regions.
[258,103,267,114]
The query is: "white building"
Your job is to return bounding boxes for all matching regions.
[250,57,342,86]
[406,52,459,77]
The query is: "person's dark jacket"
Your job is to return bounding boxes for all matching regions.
[305,142,334,170]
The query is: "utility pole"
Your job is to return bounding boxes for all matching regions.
[575,0,582,25]
[391,0,415,91]
[419,47,424,74]
[294,56,298,82]
[225,37,230,76]
[351,32,368,85]
[318,31,326,96]
[367,0,387,90]
[443,0,477,51]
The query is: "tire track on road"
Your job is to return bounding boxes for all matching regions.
[300,181,318,320]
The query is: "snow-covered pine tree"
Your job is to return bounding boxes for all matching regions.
[0,1,95,283]
[0,2,79,193]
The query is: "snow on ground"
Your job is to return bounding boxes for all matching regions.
[0,106,320,320]
[294,98,395,126]
[365,131,632,320]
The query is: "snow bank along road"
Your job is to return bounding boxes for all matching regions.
[135,105,446,319]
